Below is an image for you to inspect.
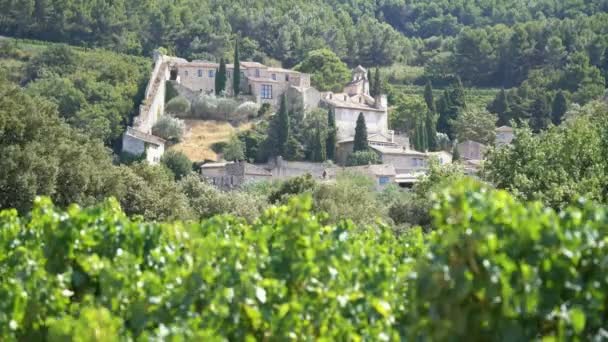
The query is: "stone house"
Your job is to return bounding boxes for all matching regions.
[457,140,488,161]
[496,126,515,146]
[320,66,389,141]
[169,59,313,108]
[122,127,165,164]
[201,161,272,189]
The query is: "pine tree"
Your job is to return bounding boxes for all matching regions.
[277,94,290,156]
[551,91,568,126]
[326,108,337,160]
[215,58,227,95]
[353,112,368,152]
[233,40,240,97]
[489,88,511,126]
[530,96,550,133]
[425,110,438,151]
[424,80,436,113]
[311,125,327,162]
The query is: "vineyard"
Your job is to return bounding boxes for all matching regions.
[1,179,606,340]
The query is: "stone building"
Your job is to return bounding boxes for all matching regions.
[201,161,272,189]
[457,140,488,161]
[168,59,313,108]
[320,65,389,141]
[122,127,165,164]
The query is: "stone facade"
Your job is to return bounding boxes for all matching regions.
[496,126,515,146]
[457,140,488,161]
[122,127,166,164]
[169,60,312,108]
[201,161,272,189]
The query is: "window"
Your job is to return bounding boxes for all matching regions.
[208,70,215,78]
[285,74,289,81]
[184,70,189,77]
[198,69,202,77]
[271,73,276,81]
[255,69,260,77]
[379,176,390,185]
[261,84,273,99]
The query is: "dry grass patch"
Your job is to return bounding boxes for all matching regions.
[170,119,251,162]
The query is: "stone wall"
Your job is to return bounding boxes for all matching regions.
[132,55,171,133]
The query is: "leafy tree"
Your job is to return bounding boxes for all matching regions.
[152,116,185,142]
[165,96,190,114]
[326,108,337,160]
[353,112,368,152]
[269,174,316,204]
[161,150,193,180]
[452,109,497,145]
[346,150,381,166]
[488,88,511,126]
[233,40,240,97]
[224,134,245,161]
[551,90,568,125]
[215,57,227,95]
[295,49,350,92]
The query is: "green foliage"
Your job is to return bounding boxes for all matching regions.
[423,80,435,112]
[151,116,185,142]
[452,108,497,145]
[161,150,193,180]
[483,106,608,208]
[165,81,179,103]
[223,135,245,161]
[164,96,190,115]
[408,179,608,339]
[488,88,510,126]
[353,113,368,152]
[233,40,240,97]
[346,151,381,166]
[295,49,350,92]
[269,174,317,204]
[215,58,227,95]
[551,90,568,125]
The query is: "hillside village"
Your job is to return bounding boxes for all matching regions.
[123,51,514,189]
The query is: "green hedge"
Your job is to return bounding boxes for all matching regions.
[1,180,608,340]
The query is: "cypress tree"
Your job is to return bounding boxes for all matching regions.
[436,90,452,136]
[233,40,240,97]
[551,91,568,126]
[425,110,438,151]
[326,108,337,160]
[424,80,436,113]
[372,67,381,97]
[311,125,327,162]
[215,58,227,95]
[450,76,466,109]
[353,112,368,152]
[452,143,461,162]
[530,96,550,133]
[277,94,290,156]
[489,89,511,126]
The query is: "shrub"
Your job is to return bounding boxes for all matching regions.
[346,150,381,166]
[233,101,260,121]
[152,115,185,142]
[165,95,190,115]
[161,150,193,180]
[223,135,245,161]
[191,95,239,121]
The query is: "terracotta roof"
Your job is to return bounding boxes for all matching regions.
[125,127,165,146]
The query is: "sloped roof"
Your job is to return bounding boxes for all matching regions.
[125,127,165,146]
[496,125,514,132]
[241,61,267,69]
[353,65,367,73]
[243,163,272,176]
[321,96,385,112]
[457,140,488,149]
[371,144,426,156]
